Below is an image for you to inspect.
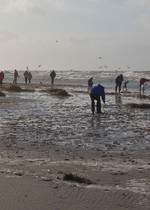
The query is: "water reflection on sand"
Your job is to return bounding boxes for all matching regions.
[0,86,150,153]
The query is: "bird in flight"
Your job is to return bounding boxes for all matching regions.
[38,65,42,68]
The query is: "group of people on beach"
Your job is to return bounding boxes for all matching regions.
[13,69,33,85]
[0,69,57,85]
[22,69,56,85]
[23,70,32,84]
[88,74,150,114]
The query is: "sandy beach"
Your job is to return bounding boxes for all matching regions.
[0,82,150,210]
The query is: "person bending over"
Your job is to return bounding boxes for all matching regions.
[140,78,150,94]
[90,84,105,114]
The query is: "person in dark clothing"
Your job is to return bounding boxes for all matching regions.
[50,70,56,85]
[90,84,105,114]
[88,77,93,89]
[24,70,29,84]
[13,69,19,84]
[115,74,123,94]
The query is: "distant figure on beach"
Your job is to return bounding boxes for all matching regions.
[0,71,4,86]
[24,70,29,84]
[50,70,56,85]
[115,74,123,94]
[28,72,32,84]
[90,84,105,114]
[140,78,150,94]
[88,77,93,90]
[13,69,19,84]
[123,80,129,92]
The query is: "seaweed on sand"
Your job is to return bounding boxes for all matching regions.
[41,88,70,97]
[71,90,88,94]
[3,85,35,92]
[135,94,150,99]
[0,91,6,97]
[63,172,92,184]
[125,103,150,109]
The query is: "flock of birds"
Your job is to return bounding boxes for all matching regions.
[25,54,131,71]
[98,56,130,70]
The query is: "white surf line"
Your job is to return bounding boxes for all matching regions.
[63,178,150,196]
[38,159,150,172]
[4,157,149,172]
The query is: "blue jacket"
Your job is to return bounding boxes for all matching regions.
[90,84,105,103]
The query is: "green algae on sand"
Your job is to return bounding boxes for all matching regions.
[125,103,150,109]
[3,84,35,92]
[41,88,70,97]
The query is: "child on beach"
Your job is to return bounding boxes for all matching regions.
[123,80,129,92]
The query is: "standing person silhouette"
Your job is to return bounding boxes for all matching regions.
[13,69,19,84]
[115,74,123,94]
[50,70,56,85]
[88,77,93,90]
[24,70,29,84]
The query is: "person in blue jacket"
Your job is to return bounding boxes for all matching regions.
[90,84,105,114]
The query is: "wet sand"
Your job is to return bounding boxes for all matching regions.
[0,83,150,210]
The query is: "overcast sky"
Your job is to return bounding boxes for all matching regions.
[0,0,150,71]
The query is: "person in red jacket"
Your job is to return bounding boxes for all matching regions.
[0,71,4,85]
[28,72,32,84]
[140,78,149,94]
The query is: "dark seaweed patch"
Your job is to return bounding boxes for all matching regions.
[125,103,150,109]
[42,88,70,97]
[63,172,92,184]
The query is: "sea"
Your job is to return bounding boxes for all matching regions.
[1,70,150,154]
[3,69,150,93]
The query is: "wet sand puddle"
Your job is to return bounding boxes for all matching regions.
[0,86,150,152]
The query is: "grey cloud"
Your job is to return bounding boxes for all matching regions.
[0,30,19,42]
[70,36,90,45]
[3,0,46,17]
[136,14,150,30]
